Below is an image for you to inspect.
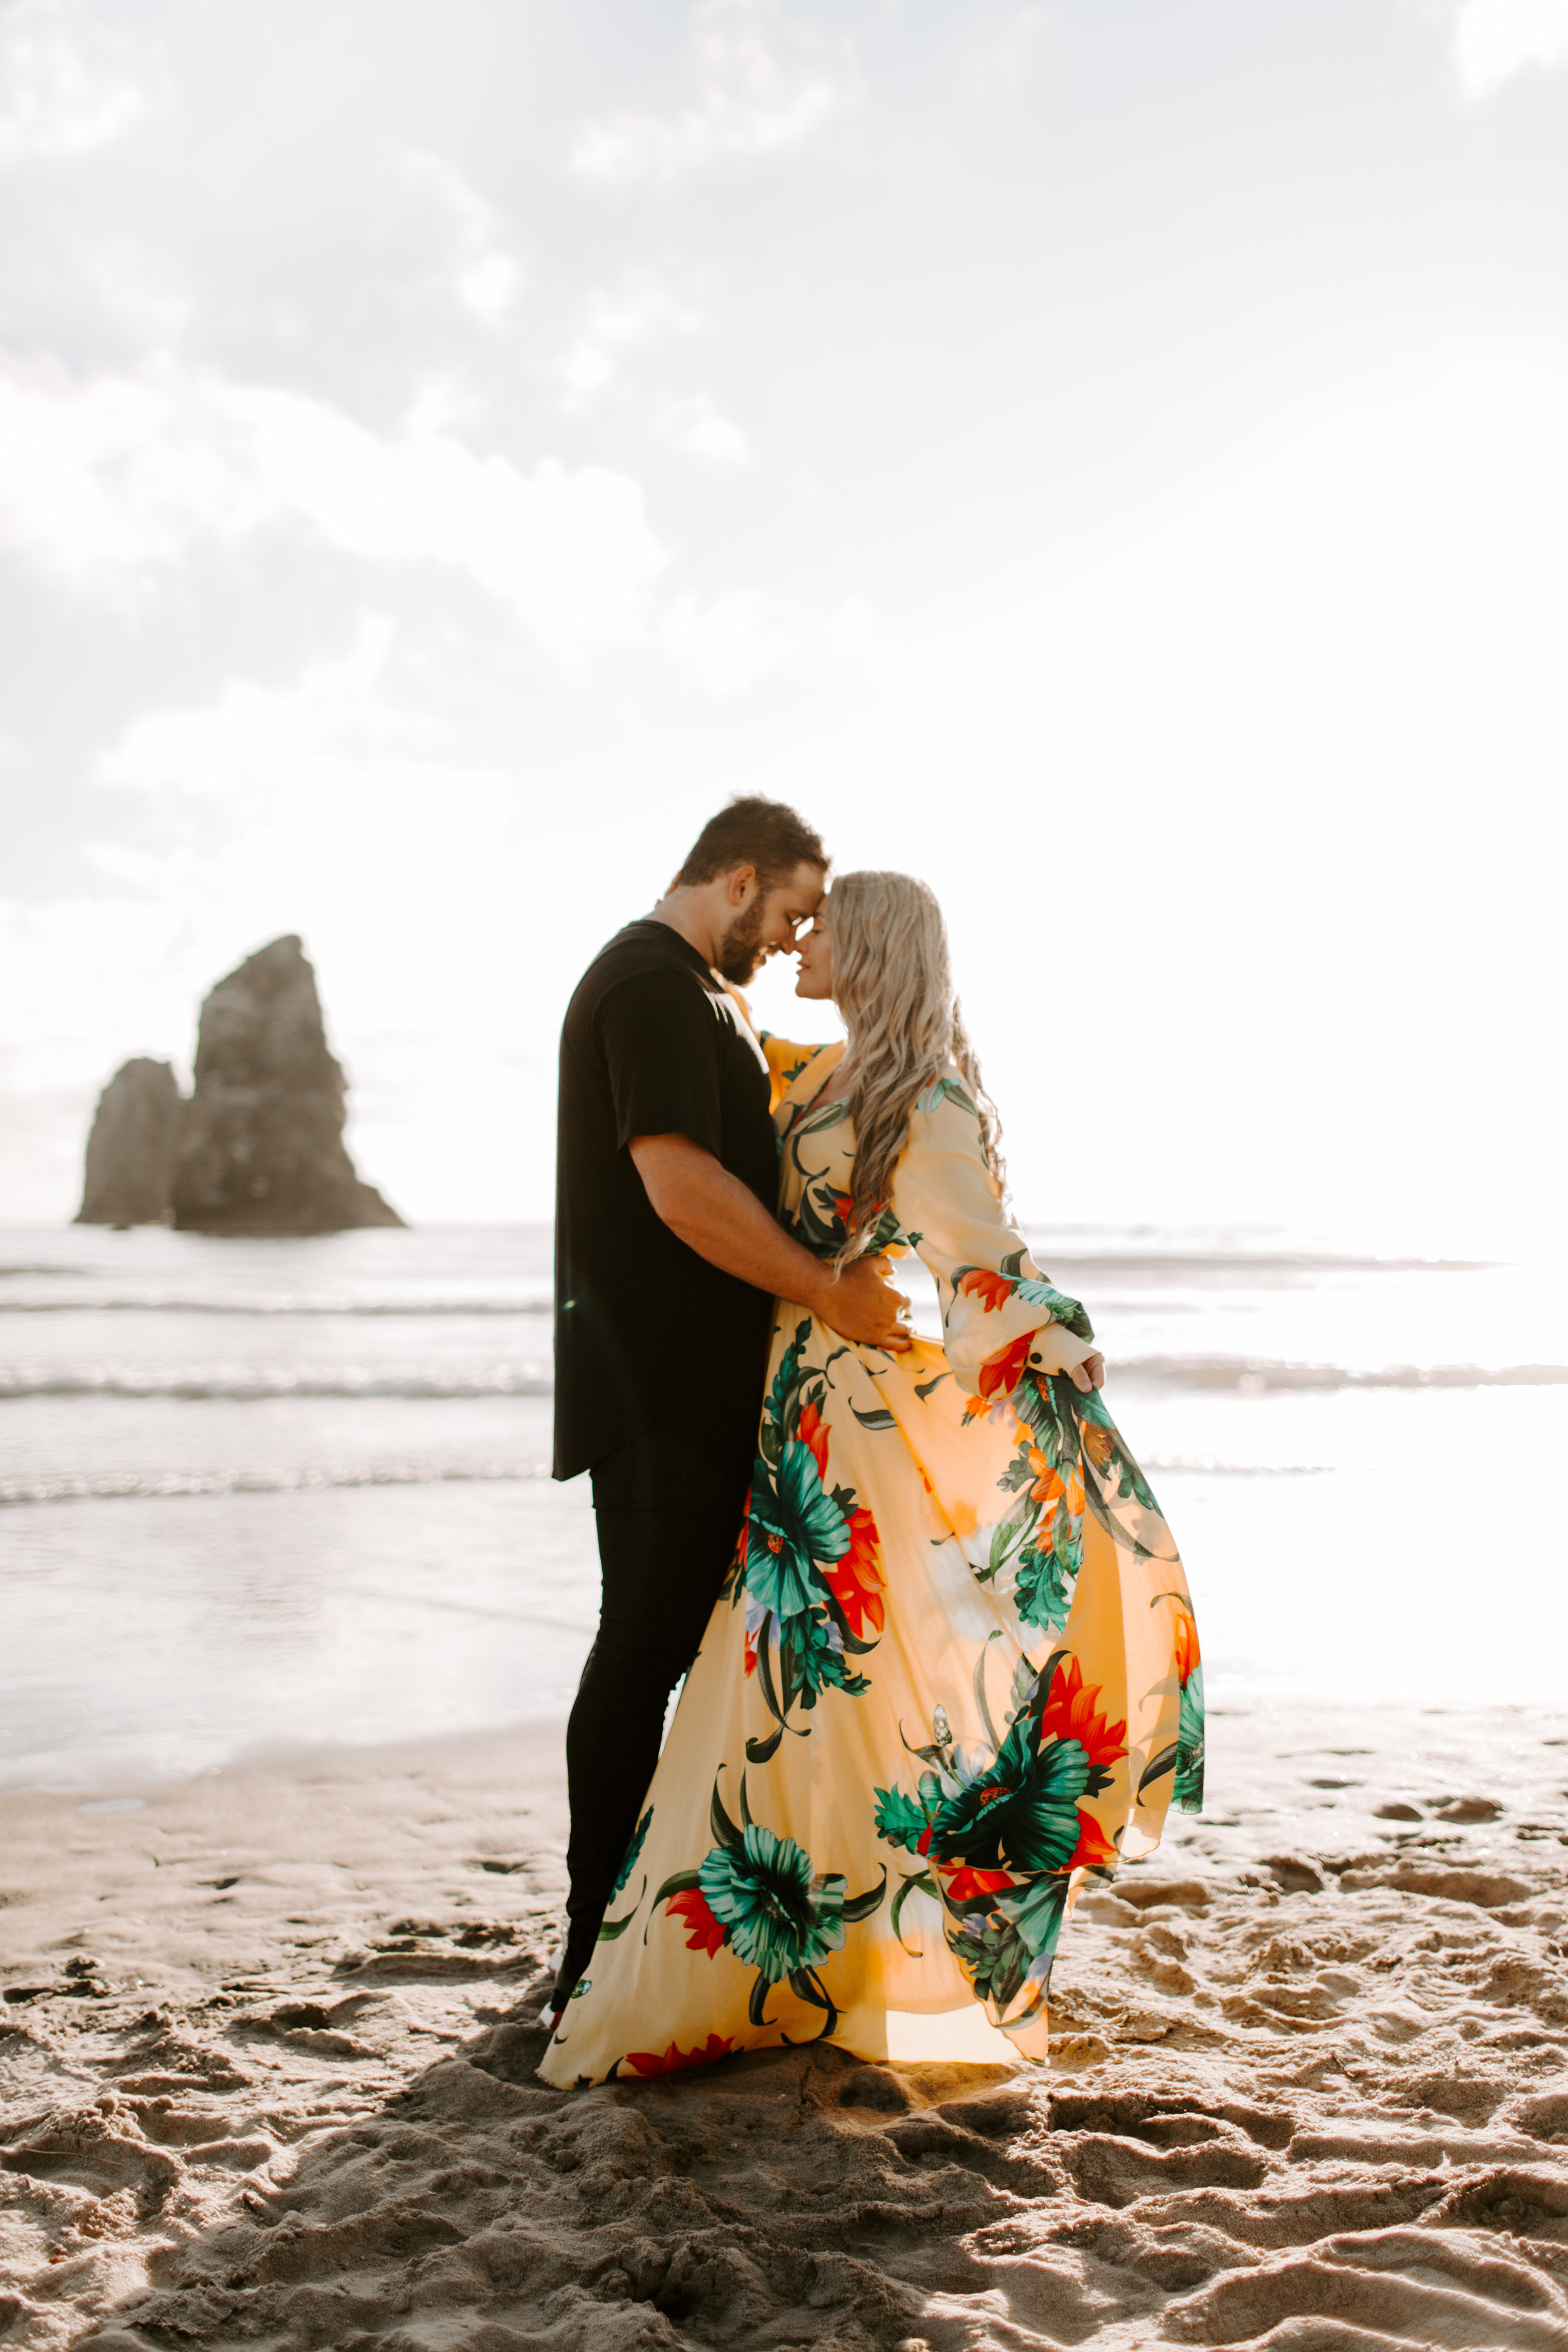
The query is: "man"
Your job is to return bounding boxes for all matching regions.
[544,795,911,2028]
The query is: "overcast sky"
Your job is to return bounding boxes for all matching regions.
[3,0,1565,1242]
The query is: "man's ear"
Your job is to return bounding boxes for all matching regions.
[727,862,759,906]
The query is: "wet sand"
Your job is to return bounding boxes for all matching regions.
[3,1707,1567,2350]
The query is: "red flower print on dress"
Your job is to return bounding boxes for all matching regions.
[829,1191,888,1234]
[789,1401,886,1633]
[623,2034,736,2077]
[1024,1446,1062,1508]
[1039,1655,1127,1775]
[940,1863,1017,1907]
[665,1886,727,1956]
[1172,1608,1201,1688]
[1066,1813,1119,1873]
[797,1399,830,1479]
[964,1332,1032,1418]
[823,1504,885,1638]
[1022,1444,1083,1522]
[741,1317,886,1736]
[723,1486,754,1603]
[958,1266,1014,1313]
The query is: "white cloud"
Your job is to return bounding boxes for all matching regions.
[569,0,854,186]
[403,149,523,326]
[87,623,523,1052]
[90,763,517,909]
[0,352,666,657]
[80,238,193,342]
[554,272,702,406]
[0,893,184,1091]
[660,587,872,692]
[654,390,751,464]
[100,615,410,796]
[92,632,516,888]
[0,352,842,696]
[0,0,144,166]
[552,277,750,461]
[1453,0,1568,91]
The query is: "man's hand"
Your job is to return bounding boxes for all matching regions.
[1067,1350,1106,1394]
[814,1253,913,1352]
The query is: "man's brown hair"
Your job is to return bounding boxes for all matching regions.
[677,795,827,890]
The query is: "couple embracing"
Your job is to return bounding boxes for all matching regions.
[539,796,1202,2088]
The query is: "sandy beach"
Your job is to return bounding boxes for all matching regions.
[3,1704,1567,2351]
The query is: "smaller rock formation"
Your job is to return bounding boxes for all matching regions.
[171,936,403,1236]
[76,1059,184,1227]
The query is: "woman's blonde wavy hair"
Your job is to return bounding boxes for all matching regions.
[827,870,1005,1264]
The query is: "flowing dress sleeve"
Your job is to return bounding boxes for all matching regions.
[888,1071,1096,1401]
[891,1069,1204,1836]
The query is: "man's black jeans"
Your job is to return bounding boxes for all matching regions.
[554,1431,752,2007]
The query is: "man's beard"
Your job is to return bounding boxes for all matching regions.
[716,896,768,983]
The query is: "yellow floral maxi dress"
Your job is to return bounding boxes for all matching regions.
[538,1041,1203,2090]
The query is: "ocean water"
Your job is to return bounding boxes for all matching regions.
[2,1221,1565,1790]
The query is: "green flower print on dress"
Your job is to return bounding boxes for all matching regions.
[1175,1663,1205,1811]
[972,1372,1088,1635]
[595,1804,654,1944]
[915,1074,979,1119]
[650,1769,884,2040]
[759,1033,823,1093]
[747,1439,850,1618]
[699,1826,846,1979]
[944,1257,1093,1638]
[1138,1599,1205,1814]
[950,1249,1094,1343]
[872,1652,1127,2030]
[731,1318,886,1763]
[950,1875,1072,2015]
[615,1806,652,1894]
[928,1712,1091,1875]
[780,1093,906,1263]
[970,1359,1180,1636]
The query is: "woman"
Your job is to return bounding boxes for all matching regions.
[538,872,1202,2087]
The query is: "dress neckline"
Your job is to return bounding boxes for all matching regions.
[781,1041,850,1136]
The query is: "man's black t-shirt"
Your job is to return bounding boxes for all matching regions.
[553,919,778,1482]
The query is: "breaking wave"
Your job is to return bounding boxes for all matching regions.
[4,1355,1563,1404]
[1029,1246,1491,1278]
[0,1366,553,1401]
[1,1459,551,1506]
[1117,1355,1568,1391]
[0,1295,550,1316]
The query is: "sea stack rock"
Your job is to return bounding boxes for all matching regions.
[75,1058,184,1226]
[171,935,403,1236]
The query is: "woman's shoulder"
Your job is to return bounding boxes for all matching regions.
[763,1034,845,1096]
[910,1057,982,1127]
